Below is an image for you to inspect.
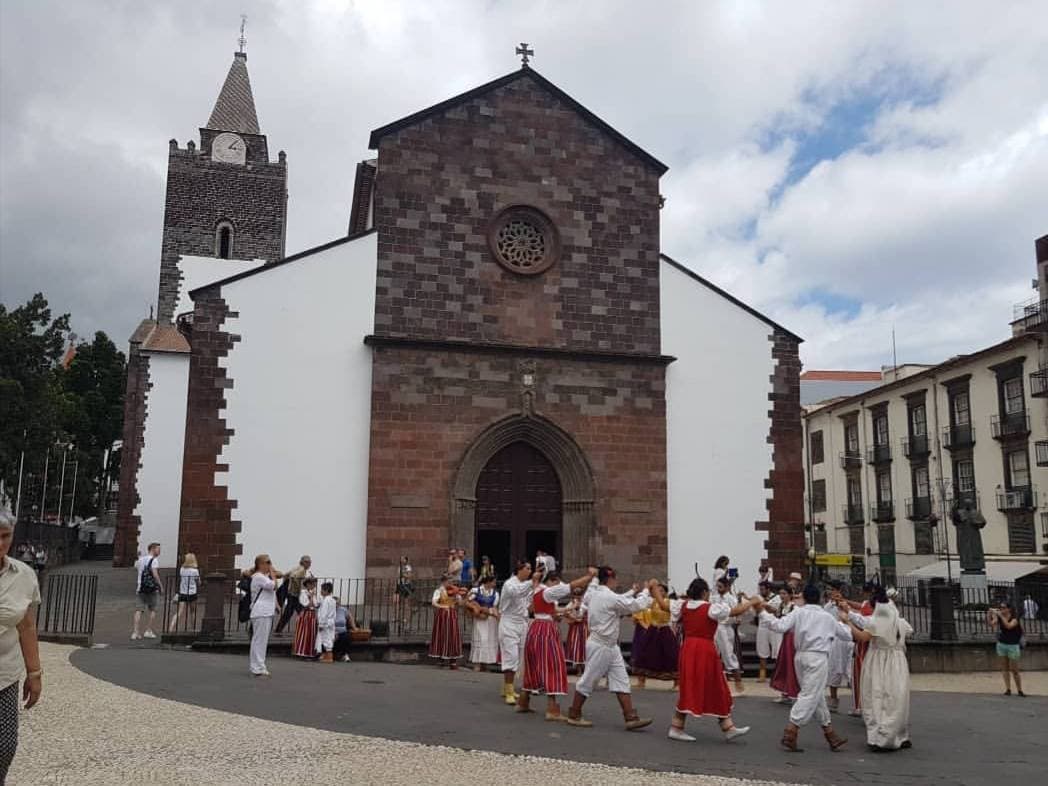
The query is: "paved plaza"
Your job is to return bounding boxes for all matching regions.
[11,642,1048,786]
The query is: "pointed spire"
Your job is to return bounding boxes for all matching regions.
[206,52,260,135]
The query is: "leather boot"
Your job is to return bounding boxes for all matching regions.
[823,727,848,751]
[321,651,334,663]
[780,725,802,752]
[758,664,767,682]
[502,683,517,705]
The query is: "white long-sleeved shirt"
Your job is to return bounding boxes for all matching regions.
[583,584,652,647]
[498,575,536,620]
[759,604,852,654]
[669,598,730,625]
[316,595,336,629]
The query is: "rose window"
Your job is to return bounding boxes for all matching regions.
[488,206,559,275]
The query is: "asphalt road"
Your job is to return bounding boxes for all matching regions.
[72,647,1046,786]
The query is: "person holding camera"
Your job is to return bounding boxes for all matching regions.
[989,603,1025,696]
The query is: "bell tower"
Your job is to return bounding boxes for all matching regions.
[156,50,288,322]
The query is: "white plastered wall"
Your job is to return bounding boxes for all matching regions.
[176,255,265,318]
[217,234,376,579]
[661,260,777,596]
[134,352,189,567]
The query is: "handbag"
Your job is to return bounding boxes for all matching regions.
[238,585,264,623]
[139,558,160,594]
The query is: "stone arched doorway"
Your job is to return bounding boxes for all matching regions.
[451,414,596,575]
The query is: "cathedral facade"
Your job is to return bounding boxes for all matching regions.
[116,51,805,589]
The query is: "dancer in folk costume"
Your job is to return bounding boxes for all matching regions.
[429,575,465,668]
[844,580,876,715]
[839,587,913,751]
[565,568,656,731]
[758,584,850,753]
[517,568,597,720]
[292,577,319,658]
[823,585,854,712]
[564,587,589,674]
[771,583,801,703]
[467,575,500,671]
[314,581,337,663]
[632,583,680,685]
[665,577,759,742]
[497,560,537,704]
[754,581,782,683]
[712,574,746,694]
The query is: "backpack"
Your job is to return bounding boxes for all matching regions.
[238,581,264,623]
[139,557,160,594]
[276,577,290,606]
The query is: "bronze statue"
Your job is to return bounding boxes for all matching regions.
[951,498,986,573]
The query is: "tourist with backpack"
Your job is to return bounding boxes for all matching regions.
[245,554,283,676]
[131,542,162,640]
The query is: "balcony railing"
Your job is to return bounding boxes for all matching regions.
[906,496,932,520]
[996,485,1037,511]
[870,501,895,523]
[1031,368,1048,398]
[1036,440,1048,467]
[902,434,931,459]
[991,412,1031,440]
[839,451,863,470]
[943,423,976,450]
[1012,297,1048,328]
[1041,511,1048,539]
[866,443,892,465]
[842,503,865,525]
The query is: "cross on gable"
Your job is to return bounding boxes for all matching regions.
[516,43,534,67]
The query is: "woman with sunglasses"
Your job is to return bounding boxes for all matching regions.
[247,554,283,676]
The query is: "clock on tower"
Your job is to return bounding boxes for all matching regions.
[211,132,246,165]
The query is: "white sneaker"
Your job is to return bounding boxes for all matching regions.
[668,727,696,742]
[724,725,751,741]
[130,632,141,640]
[848,708,862,717]
[773,695,789,704]
[143,630,157,639]
[340,655,351,662]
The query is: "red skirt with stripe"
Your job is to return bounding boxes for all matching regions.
[565,620,588,665]
[676,636,732,717]
[770,630,800,698]
[523,618,568,695]
[429,607,462,660]
[852,639,870,708]
[293,608,317,658]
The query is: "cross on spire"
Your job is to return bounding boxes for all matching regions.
[515,42,534,68]
[238,14,247,54]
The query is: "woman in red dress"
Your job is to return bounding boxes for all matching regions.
[847,581,876,715]
[292,577,319,658]
[770,585,801,702]
[517,569,596,720]
[563,588,588,675]
[429,575,464,668]
[665,577,759,742]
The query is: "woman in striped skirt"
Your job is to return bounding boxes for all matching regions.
[564,588,588,675]
[292,577,319,658]
[517,568,597,720]
[429,575,464,668]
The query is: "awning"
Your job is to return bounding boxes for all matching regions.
[906,560,1048,582]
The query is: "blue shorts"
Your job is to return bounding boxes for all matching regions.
[996,642,1021,660]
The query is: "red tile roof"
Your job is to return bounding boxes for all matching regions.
[141,324,190,354]
[801,370,882,382]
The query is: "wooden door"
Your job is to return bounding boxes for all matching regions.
[475,441,562,580]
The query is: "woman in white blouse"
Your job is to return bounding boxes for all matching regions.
[168,552,200,632]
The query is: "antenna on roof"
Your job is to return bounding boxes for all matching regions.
[891,325,898,379]
[238,14,247,54]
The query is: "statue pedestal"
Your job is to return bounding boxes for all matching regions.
[960,571,988,602]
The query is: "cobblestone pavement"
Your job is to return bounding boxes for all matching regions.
[13,643,793,786]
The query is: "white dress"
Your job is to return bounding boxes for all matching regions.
[860,602,912,749]
[468,587,500,664]
[824,602,854,687]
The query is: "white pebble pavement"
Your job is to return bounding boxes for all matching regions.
[11,643,800,786]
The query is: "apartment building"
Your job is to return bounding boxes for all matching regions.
[804,234,1048,584]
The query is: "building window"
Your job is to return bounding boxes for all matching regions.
[1007,450,1030,489]
[844,423,859,454]
[812,479,827,512]
[952,391,970,426]
[910,404,927,437]
[216,220,234,259]
[1007,513,1036,554]
[848,526,865,555]
[873,413,889,446]
[810,430,824,464]
[488,205,560,275]
[877,470,892,503]
[913,465,929,499]
[1002,377,1025,415]
[914,521,934,555]
[956,459,975,493]
[847,476,862,506]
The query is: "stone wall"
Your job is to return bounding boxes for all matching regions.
[113,327,153,566]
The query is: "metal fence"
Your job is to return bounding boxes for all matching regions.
[889,577,1047,641]
[37,572,98,637]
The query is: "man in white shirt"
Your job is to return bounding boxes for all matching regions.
[497,560,538,705]
[755,581,782,682]
[712,574,744,693]
[1022,595,1039,620]
[565,566,656,731]
[131,542,162,640]
[758,584,851,752]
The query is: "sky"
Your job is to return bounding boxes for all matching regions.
[1,0,1046,370]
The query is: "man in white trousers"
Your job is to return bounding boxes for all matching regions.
[758,584,851,752]
[565,567,657,731]
[497,560,538,705]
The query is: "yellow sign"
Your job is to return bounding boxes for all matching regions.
[815,554,852,566]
